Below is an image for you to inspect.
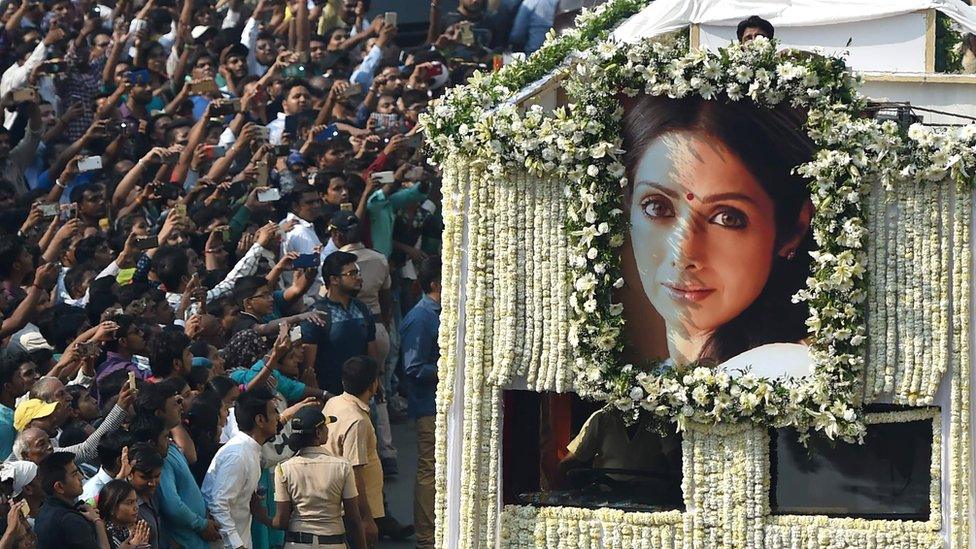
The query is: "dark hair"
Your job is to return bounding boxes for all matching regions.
[134,381,178,416]
[235,387,273,432]
[128,442,164,472]
[187,366,211,391]
[65,385,89,411]
[39,451,76,494]
[98,369,129,411]
[621,94,813,364]
[321,250,357,284]
[0,348,29,388]
[128,413,167,445]
[59,422,90,447]
[418,255,442,294]
[341,355,378,395]
[148,329,191,378]
[96,479,136,522]
[189,340,212,358]
[96,430,133,472]
[152,246,190,291]
[203,376,238,402]
[104,314,140,353]
[0,235,26,279]
[233,275,269,307]
[736,15,774,41]
[287,182,317,210]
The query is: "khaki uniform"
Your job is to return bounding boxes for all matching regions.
[323,393,385,518]
[274,446,358,547]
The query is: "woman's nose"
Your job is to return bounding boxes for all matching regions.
[669,216,702,270]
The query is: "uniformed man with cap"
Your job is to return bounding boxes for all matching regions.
[253,405,367,548]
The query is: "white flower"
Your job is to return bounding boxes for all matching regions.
[586,165,600,177]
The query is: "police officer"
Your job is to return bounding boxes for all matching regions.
[253,406,367,548]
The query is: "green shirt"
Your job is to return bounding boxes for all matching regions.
[366,185,427,257]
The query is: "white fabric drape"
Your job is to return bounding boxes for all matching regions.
[611,0,976,42]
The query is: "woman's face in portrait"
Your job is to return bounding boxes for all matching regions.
[629,130,779,352]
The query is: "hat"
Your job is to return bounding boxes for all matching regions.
[220,43,249,64]
[290,406,336,434]
[191,26,217,42]
[17,331,53,353]
[329,210,359,232]
[0,461,37,496]
[13,399,57,431]
[285,151,307,168]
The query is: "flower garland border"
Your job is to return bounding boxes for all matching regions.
[557,36,903,441]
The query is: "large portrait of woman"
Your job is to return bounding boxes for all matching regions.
[617,94,816,380]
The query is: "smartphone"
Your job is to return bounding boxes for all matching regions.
[289,325,302,342]
[126,68,151,86]
[59,203,77,221]
[42,60,62,73]
[221,227,230,241]
[314,124,339,143]
[210,98,240,116]
[154,182,179,201]
[383,11,396,26]
[11,88,37,103]
[78,341,99,357]
[273,144,291,156]
[254,126,271,142]
[458,21,475,47]
[256,161,269,187]
[134,235,158,250]
[203,145,227,160]
[340,83,362,99]
[77,155,102,172]
[293,253,319,269]
[19,501,28,517]
[340,202,353,212]
[257,188,280,202]
[38,203,58,217]
[372,171,395,184]
[283,115,302,137]
[173,203,186,217]
[188,78,219,94]
[127,371,136,390]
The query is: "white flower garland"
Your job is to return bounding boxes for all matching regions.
[424,10,976,548]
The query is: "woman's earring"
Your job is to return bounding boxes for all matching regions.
[785,249,796,260]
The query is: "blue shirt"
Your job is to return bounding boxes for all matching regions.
[400,294,440,418]
[0,404,14,459]
[301,297,375,395]
[230,360,307,404]
[509,0,559,55]
[158,444,210,549]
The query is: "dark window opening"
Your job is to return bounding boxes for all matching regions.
[502,390,684,513]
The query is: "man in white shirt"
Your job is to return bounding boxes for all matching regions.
[202,388,279,549]
[281,183,335,299]
[79,429,130,503]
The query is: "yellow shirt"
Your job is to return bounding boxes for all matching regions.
[323,393,385,518]
[274,446,358,536]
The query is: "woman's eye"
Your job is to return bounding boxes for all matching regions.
[640,196,674,219]
[709,208,747,228]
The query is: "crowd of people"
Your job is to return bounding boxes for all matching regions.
[0,0,562,547]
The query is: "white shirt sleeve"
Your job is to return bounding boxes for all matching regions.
[203,450,247,549]
[205,243,275,303]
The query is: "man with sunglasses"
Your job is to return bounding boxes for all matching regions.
[301,250,379,396]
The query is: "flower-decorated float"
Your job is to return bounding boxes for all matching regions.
[421,0,976,546]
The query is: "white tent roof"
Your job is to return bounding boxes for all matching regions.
[611,0,976,43]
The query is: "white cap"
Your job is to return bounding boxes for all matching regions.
[1,461,37,496]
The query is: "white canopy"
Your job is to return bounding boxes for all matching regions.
[611,0,976,43]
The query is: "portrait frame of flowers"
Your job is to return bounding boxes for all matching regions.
[560,35,908,442]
